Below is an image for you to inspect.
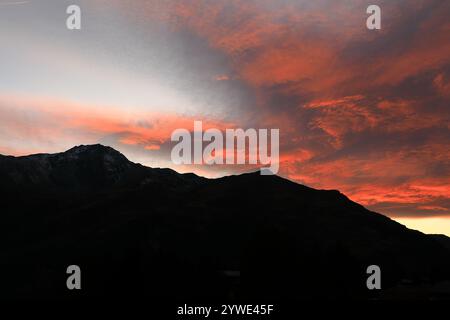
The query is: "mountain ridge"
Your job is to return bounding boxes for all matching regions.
[1,144,449,300]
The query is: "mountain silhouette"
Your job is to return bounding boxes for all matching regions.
[1,144,450,300]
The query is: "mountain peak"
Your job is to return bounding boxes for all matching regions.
[0,144,134,190]
[63,144,130,164]
[66,143,125,156]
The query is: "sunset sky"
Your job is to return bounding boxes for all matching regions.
[1,0,449,235]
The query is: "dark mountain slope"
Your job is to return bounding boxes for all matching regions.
[1,145,449,300]
[430,234,450,251]
[0,144,203,192]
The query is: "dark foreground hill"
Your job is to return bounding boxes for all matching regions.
[1,144,450,300]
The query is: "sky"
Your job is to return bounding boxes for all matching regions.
[1,0,449,235]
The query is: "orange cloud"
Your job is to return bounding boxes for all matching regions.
[0,94,236,158]
[277,143,450,218]
[144,144,161,151]
[162,0,450,98]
